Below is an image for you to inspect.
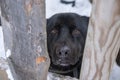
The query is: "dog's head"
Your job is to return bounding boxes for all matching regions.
[47,13,89,73]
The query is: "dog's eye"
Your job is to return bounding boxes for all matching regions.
[72,29,80,35]
[51,29,58,34]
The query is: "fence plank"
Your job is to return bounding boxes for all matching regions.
[0,0,50,80]
[80,0,120,80]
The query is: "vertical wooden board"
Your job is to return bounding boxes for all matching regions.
[0,70,9,80]
[0,0,50,80]
[80,0,120,80]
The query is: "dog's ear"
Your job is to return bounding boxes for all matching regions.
[0,17,1,26]
[46,19,50,31]
[47,19,49,25]
[80,16,89,26]
[116,49,120,66]
[80,16,89,38]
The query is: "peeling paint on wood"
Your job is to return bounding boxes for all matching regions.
[36,56,47,64]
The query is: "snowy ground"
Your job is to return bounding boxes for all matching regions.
[0,0,120,80]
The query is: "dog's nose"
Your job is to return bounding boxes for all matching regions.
[56,46,71,57]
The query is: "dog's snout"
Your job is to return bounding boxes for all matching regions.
[56,46,71,57]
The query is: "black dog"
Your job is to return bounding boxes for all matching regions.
[47,13,89,78]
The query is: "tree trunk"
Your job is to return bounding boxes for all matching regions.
[80,0,120,80]
[0,0,50,80]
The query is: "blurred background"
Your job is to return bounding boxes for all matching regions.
[46,0,92,18]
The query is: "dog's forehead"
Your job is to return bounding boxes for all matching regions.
[54,15,81,30]
[53,15,75,24]
[56,14,77,23]
[47,13,87,31]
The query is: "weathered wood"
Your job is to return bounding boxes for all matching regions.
[0,0,50,80]
[80,0,120,80]
[0,70,8,80]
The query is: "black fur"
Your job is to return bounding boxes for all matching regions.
[47,13,89,78]
[116,49,120,66]
[0,17,1,26]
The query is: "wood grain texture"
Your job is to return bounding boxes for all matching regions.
[80,0,120,80]
[0,0,50,80]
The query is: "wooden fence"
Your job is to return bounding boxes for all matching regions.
[0,0,120,80]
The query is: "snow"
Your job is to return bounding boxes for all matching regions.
[46,0,92,18]
[110,63,120,80]
[0,26,6,59]
[47,72,78,80]
[0,0,120,80]
[0,27,14,80]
